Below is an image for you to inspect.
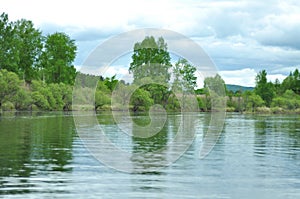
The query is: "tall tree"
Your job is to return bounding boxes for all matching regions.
[0,13,18,73]
[204,74,226,96]
[173,58,197,92]
[255,70,274,107]
[243,91,265,112]
[129,36,172,105]
[14,19,43,83]
[281,69,300,95]
[0,69,20,106]
[129,36,171,83]
[203,74,226,111]
[40,32,77,84]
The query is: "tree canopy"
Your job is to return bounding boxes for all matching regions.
[129,36,172,84]
[0,12,77,84]
[1,12,300,113]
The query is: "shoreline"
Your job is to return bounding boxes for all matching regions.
[1,109,299,117]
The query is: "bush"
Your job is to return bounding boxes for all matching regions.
[255,106,271,114]
[271,107,285,114]
[1,101,15,111]
[226,107,236,112]
[130,88,153,112]
[13,89,32,110]
[31,91,50,110]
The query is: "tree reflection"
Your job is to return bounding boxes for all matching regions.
[0,113,75,194]
[254,117,267,156]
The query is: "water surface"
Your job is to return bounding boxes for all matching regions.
[0,112,300,198]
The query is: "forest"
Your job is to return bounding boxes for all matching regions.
[1,12,300,113]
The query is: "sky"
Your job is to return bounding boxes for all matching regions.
[1,0,300,87]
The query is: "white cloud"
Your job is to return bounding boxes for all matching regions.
[219,68,288,87]
[267,74,287,84]
[1,0,300,79]
[219,68,257,87]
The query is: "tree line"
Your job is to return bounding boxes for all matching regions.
[197,69,300,113]
[76,36,300,113]
[0,12,299,113]
[0,12,76,111]
[0,12,76,84]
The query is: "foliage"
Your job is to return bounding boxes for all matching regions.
[1,14,300,114]
[271,90,300,110]
[0,12,77,85]
[0,13,18,73]
[40,32,77,84]
[129,36,172,107]
[204,74,226,97]
[104,75,118,92]
[203,74,226,111]
[14,19,43,83]
[130,88,153,112]
[173,58,197,92]
[243,91,265,112]
[129,36,171,83]
[281,69,300,95]
[76,72,102,88]
[0,69,20,105]
[197,97,207,111]
[31,91,50,110]
[1,101,15,111]
[255,70,275,106]
[13,89,32,110]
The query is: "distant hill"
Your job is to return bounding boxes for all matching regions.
[226,84,254,93]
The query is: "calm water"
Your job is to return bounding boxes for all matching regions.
[0,112,300,198]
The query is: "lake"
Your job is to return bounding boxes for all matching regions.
[0,112,300,198]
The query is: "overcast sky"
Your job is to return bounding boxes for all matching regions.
[1,0,300,87]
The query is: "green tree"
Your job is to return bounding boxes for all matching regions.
[243,91,265,112]
[271,90,300,110]
[274,78,281,95]
[129,36,172,106]
[203,74,226,111]
[95,80,111,110]
[0,13,18,73]
[104,75,118,92]
[204,74,226,96]
[13,88,32,110]
[14,19,43,83]
[171,58,197,110]
[173,58,197,92]
[255,70,274,107]
[31,91,50,110]
[0,69,20,107]
[281,69,300,95]
[40,32,77,84]
[129,36,171,83]
[130,88,153,112]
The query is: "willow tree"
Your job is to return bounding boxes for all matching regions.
[129,36,172,105]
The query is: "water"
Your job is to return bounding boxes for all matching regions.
[0,112,300,198]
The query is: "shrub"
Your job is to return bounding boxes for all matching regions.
[1,101,15,111]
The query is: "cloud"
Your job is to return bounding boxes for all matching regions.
[251,8,300,50]
[267,74,287,84]
[2,0,300,80]
[219,68,257,87]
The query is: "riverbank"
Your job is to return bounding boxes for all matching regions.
[1,108,300,117]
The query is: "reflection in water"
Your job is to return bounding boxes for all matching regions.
[130,114,169,175]
[130,113,199,173]
[1,113,300,198]
[0,113,75,195]
[254,117,267,156]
